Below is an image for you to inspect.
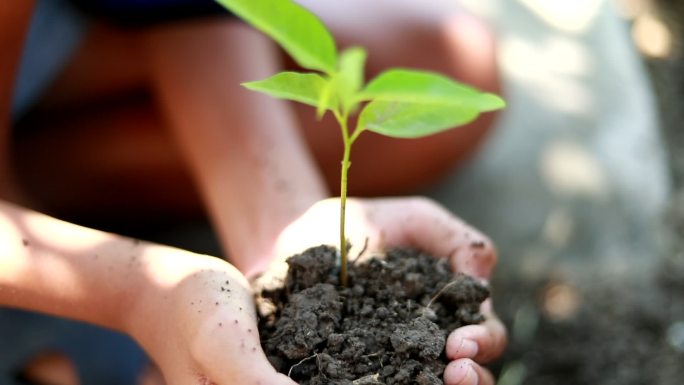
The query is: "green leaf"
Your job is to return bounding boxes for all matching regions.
[357,100,479,138]
[316,78,336,118]
[337,47,367,113]
[361,69,505,112]
[243,72,333,109]
[216,0,337,74]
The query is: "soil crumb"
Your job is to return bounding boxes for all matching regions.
[256,245,489,384]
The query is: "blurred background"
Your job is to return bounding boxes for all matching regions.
[427,0,684,383]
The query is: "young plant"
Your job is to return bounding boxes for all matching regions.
[217,0,505,286]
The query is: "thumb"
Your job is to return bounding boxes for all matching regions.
[166,362,296,385]
[213,341,298,385]
[160,322,298,385]
[213,361,297,385]
[192,316,297,385]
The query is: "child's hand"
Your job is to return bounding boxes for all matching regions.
[128,252,296,385]
[347,197,506,385]
[256,197,506,385]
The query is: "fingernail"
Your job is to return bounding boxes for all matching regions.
[456,364,478,385]
[460,338,479,358]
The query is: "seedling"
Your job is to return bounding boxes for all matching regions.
[217,0,505,286]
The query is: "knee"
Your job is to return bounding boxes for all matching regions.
[437,12,500,93]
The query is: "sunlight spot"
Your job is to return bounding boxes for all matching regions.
[632,12,673,59]
[542,208,575,247]
[24,212,111,253]
[0,213,29,273]
[501,36,593,114]
[144,250,198,287]
[543,282,582,321]
[541,140,609,198]
[667,321,684,352]
[457,0,499,19]
[614,0,652,20]
[512,303,539,344]
[520,245,552,279]
[502,37,591,78]
[519,0,603,33]
[545,38,593,76]
[497,361,528,385]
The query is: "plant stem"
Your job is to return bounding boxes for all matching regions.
[339,115,351,287]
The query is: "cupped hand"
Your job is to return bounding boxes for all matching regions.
[258,197,506,385]
[128,251,296,385]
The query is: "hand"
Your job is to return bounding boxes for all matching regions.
[128,251,296,385]
[258,197,506,385]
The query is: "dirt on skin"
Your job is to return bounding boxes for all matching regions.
[256,246,489,385]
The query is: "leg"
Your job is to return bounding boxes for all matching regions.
[13,22,200,222]
[14,2,500,217]
[13,93,201,222]
[36,22,147,109]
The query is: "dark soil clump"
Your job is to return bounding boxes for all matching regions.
[256,245,489,385]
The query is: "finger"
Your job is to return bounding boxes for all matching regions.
[216,369,297,385]
[194,318,298,385]
[194,338,298,385]
[446,300,507,363]
[401,198,496,279]
[449,231,497,280]
[165,371,199,385]
[444,359,496,385]
[158,363,205,385]
[162,347,296,385]
[368,197,497,278]
[164,367,292,385]
[212,347,297,385]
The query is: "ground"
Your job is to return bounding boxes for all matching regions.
[434,1,684,383]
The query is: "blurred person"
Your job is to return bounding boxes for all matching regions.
[1,0,505,384]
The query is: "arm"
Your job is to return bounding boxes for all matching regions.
[0,199,295,384]
[141,21,328,278]
[0,4,159,326]
[0,9,295,383]
[0,199,179,330]
[0,3,147,329]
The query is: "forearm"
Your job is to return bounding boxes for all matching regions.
[142,21,328,277]
[0,199,198,332]
[0,199,293,384]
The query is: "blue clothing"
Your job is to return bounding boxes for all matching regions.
[0,308,147,385]
[70,0,229,26]
[11,0,233,119]
[11,0,88,119]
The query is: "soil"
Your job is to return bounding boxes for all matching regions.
[255,245,489,385]
[491,253,684,385]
